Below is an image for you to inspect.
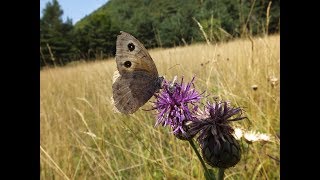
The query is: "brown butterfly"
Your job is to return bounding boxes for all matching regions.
[112,31,163,114]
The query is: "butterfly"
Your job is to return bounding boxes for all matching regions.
[112,31,164,114]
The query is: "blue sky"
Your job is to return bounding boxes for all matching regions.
[40,0,109,24]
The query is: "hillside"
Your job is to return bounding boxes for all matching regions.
[75,0,280,44]
[40,0,279,67]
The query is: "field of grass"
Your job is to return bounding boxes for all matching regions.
[40,35,280,179]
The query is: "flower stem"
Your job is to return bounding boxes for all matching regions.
[188,139,215,180]
[218,168,225,180]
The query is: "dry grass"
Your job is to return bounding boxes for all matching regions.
[40,35,280,179]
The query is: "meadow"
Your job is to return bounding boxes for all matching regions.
[40,35,280,179]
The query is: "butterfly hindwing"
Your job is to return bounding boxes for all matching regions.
[112,71,161,114]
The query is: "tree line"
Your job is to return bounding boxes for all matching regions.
[40,0,280,67]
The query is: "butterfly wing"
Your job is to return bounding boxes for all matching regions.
[115,31,158,76]
[112,31,162,114]
[112,71,161,114]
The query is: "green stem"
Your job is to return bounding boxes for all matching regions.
[188,139,214,180]
[218,168,225,180]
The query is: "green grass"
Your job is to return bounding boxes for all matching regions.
[40,35,280,179]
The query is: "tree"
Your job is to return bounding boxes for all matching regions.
[72,14,119,60]
[40,0,74,67]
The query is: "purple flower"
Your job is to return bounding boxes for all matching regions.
[153,76,202,140]
[190,101,247,149]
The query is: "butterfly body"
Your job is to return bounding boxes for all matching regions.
[112,31,163,114]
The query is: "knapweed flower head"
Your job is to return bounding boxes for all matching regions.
[189,100,247,168]
[190,101,247,146]
[153,76,202,140]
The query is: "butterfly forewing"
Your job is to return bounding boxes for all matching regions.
[115,31,158,76]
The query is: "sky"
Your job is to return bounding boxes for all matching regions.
[40,0,109,24]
